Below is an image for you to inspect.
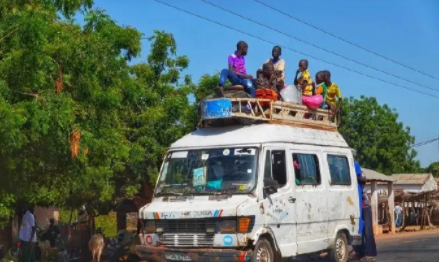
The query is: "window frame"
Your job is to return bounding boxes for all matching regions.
[264,149,288,190]
[155,147,260,196]
[292,153,322,186]
[327,154,352,186]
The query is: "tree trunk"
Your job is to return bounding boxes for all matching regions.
[426,208,434,227]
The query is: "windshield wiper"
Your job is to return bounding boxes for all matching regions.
[158,192,183,197]
[208,191,232,200]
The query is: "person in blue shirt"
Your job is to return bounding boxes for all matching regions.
[353,150,364,235]
[353,150,377,261]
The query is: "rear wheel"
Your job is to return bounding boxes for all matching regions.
[251,238,275,262]
[329,232,348,262]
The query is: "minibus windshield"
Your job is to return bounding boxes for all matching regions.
[155,147,258,196]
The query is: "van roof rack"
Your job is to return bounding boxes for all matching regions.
[200,98,338,132]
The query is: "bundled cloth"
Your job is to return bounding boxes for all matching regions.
[256,88,279,107]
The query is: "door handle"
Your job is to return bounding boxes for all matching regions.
[288,197,296,203]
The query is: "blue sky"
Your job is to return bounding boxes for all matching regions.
[91,0,439,167]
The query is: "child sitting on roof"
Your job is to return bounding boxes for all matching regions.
[216,41,255,98]
[294,59,315,97]
[255,63,279,105]
[315,71,329,109]
[256,63,277,90]
[323,70,342,115]
[259,46,285,91]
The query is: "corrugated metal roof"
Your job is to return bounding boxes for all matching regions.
[392,174,431,185]
[363,168,394,182]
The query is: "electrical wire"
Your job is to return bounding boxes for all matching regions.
[250,0,439,82]
[199,0,439,93]
[151,0,439,99]
[410,138,439,148]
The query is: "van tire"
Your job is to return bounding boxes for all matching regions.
[329,232,348,262]
[252,238,275,262]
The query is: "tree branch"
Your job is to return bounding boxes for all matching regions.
[10,89,46,103]
[0,26,19,43]
[10,89,40,98]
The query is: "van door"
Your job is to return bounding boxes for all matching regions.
[289,146,329,254]
[261,147,297,257]
[324,149,360,242]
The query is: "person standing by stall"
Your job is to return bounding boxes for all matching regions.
[19,202,36,262]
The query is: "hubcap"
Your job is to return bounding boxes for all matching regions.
[336,237,346,261]
[256,246,270,262]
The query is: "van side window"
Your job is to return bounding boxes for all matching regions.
[264,150,287,188]
[292,153,321,185]
[327,155,352,185]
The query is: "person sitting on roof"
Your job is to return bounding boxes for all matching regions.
[294,59,315,97]
[323,70,342,115]
[216,41,255,98]
[256,63,276,90]
[255,63,279,106]
[257,46,285,92]
[315,71,329,109]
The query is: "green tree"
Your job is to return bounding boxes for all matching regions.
[119,30,196,194]
[424,162,439,177]
[339,96,420,175]
[0,0,142,220]
[0,0,199,223]
[193,73,219,103]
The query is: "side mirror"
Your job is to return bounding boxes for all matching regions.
[263,178,278,197]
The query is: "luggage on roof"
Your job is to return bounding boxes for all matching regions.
[200,97,338,131]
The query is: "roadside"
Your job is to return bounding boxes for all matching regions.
[376,228,439,241]
[375,229,439,262]
[296,229,439,261]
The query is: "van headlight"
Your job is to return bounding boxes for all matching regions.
[220,220,236,233]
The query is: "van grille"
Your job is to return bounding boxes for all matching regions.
[159,234,215,247]
[156,219,216,234]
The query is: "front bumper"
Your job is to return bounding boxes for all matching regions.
[135,245,252,262]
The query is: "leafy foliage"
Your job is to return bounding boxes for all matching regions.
[1,1,425,226]
[424,162,439,177]
[0,0,200,221]
[339,96,420,175]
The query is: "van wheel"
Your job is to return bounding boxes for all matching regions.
[252,238,275,262]
[329,232,348,262]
